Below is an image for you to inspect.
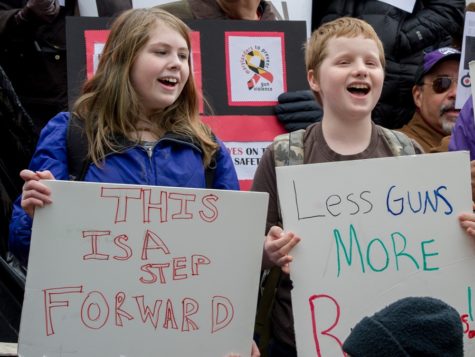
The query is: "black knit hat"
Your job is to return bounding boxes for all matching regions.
[342,297,464,357]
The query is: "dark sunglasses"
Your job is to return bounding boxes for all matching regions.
[423,76,458,94]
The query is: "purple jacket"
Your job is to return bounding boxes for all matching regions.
[449,96,475,160]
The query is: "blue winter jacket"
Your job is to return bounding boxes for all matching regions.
[9,112,239,265]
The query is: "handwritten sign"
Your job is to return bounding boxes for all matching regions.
[18,181,268,356]
[276,152,475,356]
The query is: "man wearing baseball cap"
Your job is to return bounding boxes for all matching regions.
[398,47,461,153]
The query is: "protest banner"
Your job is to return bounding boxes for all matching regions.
[276,151,475,356]
[18,181,268,356]
[456,11,475,109]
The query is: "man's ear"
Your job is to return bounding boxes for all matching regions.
[412,84,423,109]
[307,69,320,92]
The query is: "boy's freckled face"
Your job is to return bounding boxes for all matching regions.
[308,35,384,121]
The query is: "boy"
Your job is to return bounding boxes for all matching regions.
[251,17,422,356]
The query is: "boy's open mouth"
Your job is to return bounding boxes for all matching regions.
[347,83,370,95]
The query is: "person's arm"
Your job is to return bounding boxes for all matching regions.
[398,0,465,55]
[251,146,301,272]
[449,97,475,160]
[14,0,60,24]
[274,90,323,132]
[226,340,260,357]
[449,121,471,153]
[19,169,54,218]
[0,0,60,37]
[0,5,22,34]
[458,212,475,237]
[0,0,59,30]
[262,225,300,273]
[8,112,70,266]
[96,0,131,17]
[471,161,475,204]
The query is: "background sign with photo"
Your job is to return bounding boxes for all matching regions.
[225,32,286,106]
[66,17,308,190]
[276,152,475,356]
[19,181,268,356]
[456,11,475,109]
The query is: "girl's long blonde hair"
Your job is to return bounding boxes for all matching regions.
[72,7,218,167]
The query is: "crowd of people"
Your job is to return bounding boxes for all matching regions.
[1,0,474,356]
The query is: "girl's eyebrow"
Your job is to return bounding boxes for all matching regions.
[148,42,189,51]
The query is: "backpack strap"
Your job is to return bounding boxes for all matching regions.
[272,129,305,223]
[255,129,305,356]
[67,115,89,181]
[380,127,416,156]
[273,129,305,167]
[66,115,218,188]
[205,133,219,189]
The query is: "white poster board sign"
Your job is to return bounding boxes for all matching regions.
[19,181,268,356]
[276,152,475,356]
[376,0,415,13]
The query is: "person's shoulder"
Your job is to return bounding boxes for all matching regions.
[39,112,70,137]
[156,0,194,20]
[28,112,71,179]
[260,0,277,20]
[376,125,420,155]
[46,111,70,124]
[460,96,474,122]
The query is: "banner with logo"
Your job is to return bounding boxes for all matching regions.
[225,32,286,106]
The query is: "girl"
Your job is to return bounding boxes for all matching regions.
[9,7,239,266]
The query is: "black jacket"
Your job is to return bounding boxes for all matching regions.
[0,64,36,258]
[0,0,76,133]
[312,0,465,129]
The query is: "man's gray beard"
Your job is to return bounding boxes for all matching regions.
[440,119,456,135]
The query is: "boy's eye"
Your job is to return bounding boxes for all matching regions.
[336,57,352,65]
[366,60,378,66]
